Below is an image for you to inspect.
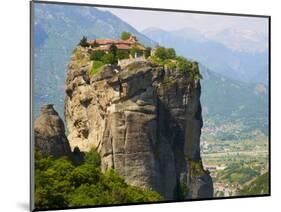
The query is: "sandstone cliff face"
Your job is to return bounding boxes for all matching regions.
[64,47,213,199]
[34,104,71,158]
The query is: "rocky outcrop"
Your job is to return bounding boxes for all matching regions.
[64,47,213,200]
[34,104,71,158]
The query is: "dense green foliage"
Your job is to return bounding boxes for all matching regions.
[154,47,176,60]
[90,44,131,68]
[79,36,89,47]
[35,150,162,209]
[239,172,269,195]
[176,56,192,73]
[90,50,105,61]
[101,53,117,65]
[116,49,130,60]
[149,46,202,80]
[120,31,132,40]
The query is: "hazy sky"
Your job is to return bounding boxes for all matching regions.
[99,7,268,36]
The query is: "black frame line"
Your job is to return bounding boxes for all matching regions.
[30,0,271,211]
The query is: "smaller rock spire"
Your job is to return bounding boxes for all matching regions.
[34,104,71,158]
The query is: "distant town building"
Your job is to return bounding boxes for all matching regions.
[204,164,226,172]
[204,165,217,171]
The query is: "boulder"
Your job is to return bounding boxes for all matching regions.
[34,104,71,158]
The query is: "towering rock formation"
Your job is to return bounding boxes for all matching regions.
[64,46,213,199]
[34,104,71,158]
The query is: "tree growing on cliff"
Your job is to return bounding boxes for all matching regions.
[120,31,132,40]
[176,56,191,73]
[154,47,167,60]
[154,47,176,60]
[79,36,89,47]
[166,48,176,59]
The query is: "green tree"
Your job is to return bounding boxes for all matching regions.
[116,50,130,60]
[84,148,101,167]
[79,36,89,47]
[166,48,176,59]
[101,53,117,65]
[120,31,132,40]
[154,47,168,60]
[154,47,176,60]
[176,56,192,74]
[35,153,74,208]
[90,50,105,61]
[70,164,101,189]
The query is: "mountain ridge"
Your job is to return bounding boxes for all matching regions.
[142,27,268,84]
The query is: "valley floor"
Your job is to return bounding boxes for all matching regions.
[201,135,269,197]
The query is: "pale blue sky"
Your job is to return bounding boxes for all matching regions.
[100,7,268,34]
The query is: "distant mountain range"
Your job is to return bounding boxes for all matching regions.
[200,63,268,117]
[200,64,268,136]
[33,3,268,137]
[207,27,268,53]
[142,27,268,85]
